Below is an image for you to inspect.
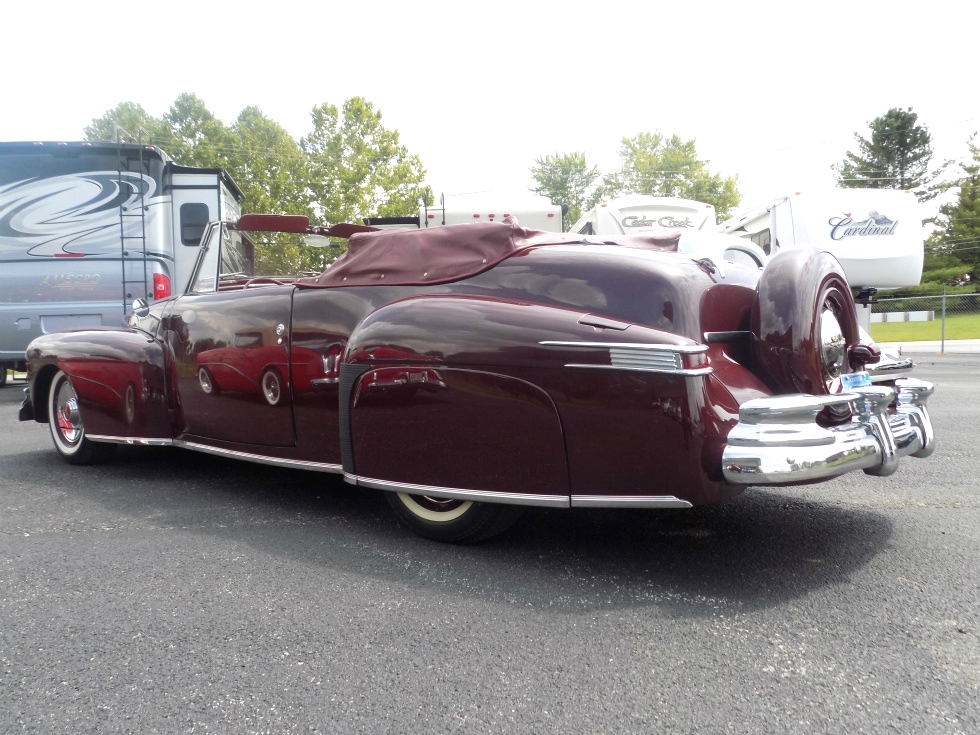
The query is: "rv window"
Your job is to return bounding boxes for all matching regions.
[747,228,772,255]
[180,203,210,246]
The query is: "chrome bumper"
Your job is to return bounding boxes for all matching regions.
[866,350,915,383]
[722,378,934,484]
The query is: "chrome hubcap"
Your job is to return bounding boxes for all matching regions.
[262,371,281,405]
[819,307,846,383]
[56,383,82,445]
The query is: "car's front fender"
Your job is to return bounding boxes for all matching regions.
[25,328,172,440]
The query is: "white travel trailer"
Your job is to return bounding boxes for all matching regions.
[567,195,766,269]
[0,141,243,384]
[364,194,565,233]
[420,197,564,232]
[719,189,925,328]
[569,195,717,235]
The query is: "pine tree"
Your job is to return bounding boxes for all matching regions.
[833,107,942,202]
[929,136,980,283]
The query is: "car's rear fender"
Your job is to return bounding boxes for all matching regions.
[340,294,708,504]
[341,295,583,500]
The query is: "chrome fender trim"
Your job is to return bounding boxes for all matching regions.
[175,440,343,473]
[722,378,935,484]
[570,495,693,508]
[347,475,696,510]
[345,474,570,508]
[87,435,174,447]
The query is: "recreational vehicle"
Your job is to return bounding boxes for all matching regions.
[0,141,243,384]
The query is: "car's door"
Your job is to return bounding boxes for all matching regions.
[165,223,296,447]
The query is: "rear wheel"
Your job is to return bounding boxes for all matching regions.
[47,370,115,465]
[384,491,525,544]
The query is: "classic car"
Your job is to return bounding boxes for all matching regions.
[18,214,936,542]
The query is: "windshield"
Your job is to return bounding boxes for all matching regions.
[188,223,342,294]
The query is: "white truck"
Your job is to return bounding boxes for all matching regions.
[0,140,244,385]
[719,189,926,330]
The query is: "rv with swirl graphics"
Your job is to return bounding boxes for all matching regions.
[0,141,243,385]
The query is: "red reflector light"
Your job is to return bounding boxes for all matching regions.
[54,252,84,258]
[153,273,171,299]
[427,214,435,219]
[547,212,555,217]
[472,214,480,218]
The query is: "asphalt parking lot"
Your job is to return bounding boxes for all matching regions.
[1,354,978,734]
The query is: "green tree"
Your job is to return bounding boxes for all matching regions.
[86,95,432,271]
[84,101,169,144]
[529,152,599,230]
[833,107,944,202]
[595,132,741,219]
[162,93,238,170]
[926,135,980,284]
[301,97,430,228]
[229,106,310,216]
[231,107,314,273]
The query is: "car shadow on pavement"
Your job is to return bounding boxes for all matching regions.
[7,443,893,619]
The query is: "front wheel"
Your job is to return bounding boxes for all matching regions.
[384,491,525,544]
[47,370,115,465]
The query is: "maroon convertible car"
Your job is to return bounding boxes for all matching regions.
[18,215,935,542]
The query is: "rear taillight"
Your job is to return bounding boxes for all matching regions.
[153,273,171,299]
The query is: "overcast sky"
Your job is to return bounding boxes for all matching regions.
[3,1,975,216]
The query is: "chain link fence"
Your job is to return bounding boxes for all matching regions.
[870,292,980,345]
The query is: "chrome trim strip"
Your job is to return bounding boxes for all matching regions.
[197,362,258,387]
[541,341,708,354]
[563,363,714,377]
[571,495,693,508]
[345,474,570,508]
[88,435,174,447]
[540,341,712,376]
[175,440,343,473]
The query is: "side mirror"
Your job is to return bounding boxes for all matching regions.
[132,298,150,318]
